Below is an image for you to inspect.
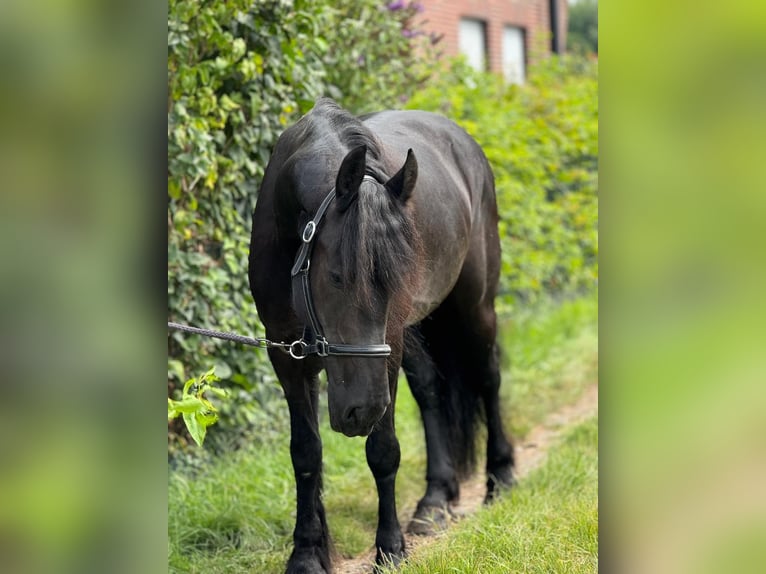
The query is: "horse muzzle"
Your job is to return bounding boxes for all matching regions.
[329,396,389,437]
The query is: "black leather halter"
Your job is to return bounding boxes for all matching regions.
[287,177,392,360]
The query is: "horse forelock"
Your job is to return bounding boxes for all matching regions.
[338,182,419,311]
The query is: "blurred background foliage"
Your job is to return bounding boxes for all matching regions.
[567,0,598,56]
[167,0,598,457]
[406,57,598,308]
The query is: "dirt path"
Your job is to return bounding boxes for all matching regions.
[336,383,599,574]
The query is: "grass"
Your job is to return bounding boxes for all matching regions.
[500,294,598,437]
[388,417,599,574]
[168,293,598,573]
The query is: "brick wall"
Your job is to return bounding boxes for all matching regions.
[416,0,568,73]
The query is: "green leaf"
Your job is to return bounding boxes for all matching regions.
[168,179,182,200]
[182,376,196,395]
[168,398,180,420]
[200,366,217,382]
[183,411,206,447]
[168,359,185,381]
[213,361,232,379]
[206,386,229,399]
[197,411,219,426]
[169,396,206,414]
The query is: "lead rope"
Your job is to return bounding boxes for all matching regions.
[167,321,291,353]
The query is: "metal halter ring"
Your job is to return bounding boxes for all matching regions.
[289,340,308,360]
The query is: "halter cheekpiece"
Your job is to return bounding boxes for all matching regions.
[288,176,392,360]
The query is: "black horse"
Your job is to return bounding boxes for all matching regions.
[249,98,514,573]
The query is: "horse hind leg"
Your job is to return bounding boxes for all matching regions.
[448,230,515,502]
[402,326,462,536]
[467,308,515,503]
[480,344,515,502]
[420,307,514,507]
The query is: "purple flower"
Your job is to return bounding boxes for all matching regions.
[410,2,424,13]
[386,1,405,10]
[357,55,366,66]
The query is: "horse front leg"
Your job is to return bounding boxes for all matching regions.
[271,352,331,574]
[365,366,405,568]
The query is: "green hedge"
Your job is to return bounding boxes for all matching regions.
[407,57,598,310]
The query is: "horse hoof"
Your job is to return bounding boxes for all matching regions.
[406,503,454,536]
[285,548,329,574]
[374,550,405,572]
[484,467,515,504]
[374,531,405,571]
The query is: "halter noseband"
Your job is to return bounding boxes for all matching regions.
[288,176,392,360]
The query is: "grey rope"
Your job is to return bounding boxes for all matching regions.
[167,321,289,352]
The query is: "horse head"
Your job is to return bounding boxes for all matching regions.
[302,144,418,436]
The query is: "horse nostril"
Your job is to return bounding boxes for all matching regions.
[345,406,361,426]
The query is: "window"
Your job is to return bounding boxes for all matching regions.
[459,18,487,72]
[502,26,526,84]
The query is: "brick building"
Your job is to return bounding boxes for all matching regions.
[415,0,568,82]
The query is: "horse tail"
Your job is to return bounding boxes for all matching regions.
[403,326,480,481]
[443,358,480,480]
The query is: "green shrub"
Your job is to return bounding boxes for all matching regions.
[406,56,598,309]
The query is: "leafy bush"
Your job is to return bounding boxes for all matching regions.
[168,0,432,453]
[321,1,436,113]
[406,56,598,309]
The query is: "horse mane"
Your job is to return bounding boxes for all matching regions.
[301,99,418,315]
[313,98,384,168]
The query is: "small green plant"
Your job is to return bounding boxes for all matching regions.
[168,367,228,447]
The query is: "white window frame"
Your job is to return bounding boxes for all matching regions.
[459,18,488,72]
[502,25,526,84]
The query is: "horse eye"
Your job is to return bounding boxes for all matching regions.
[329,272,343,287]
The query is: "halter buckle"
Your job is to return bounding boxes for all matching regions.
[316,338,329,357]
[302,221,317,243]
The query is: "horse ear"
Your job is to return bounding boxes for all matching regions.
[385,148,418,203]
[336,144,367,211]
